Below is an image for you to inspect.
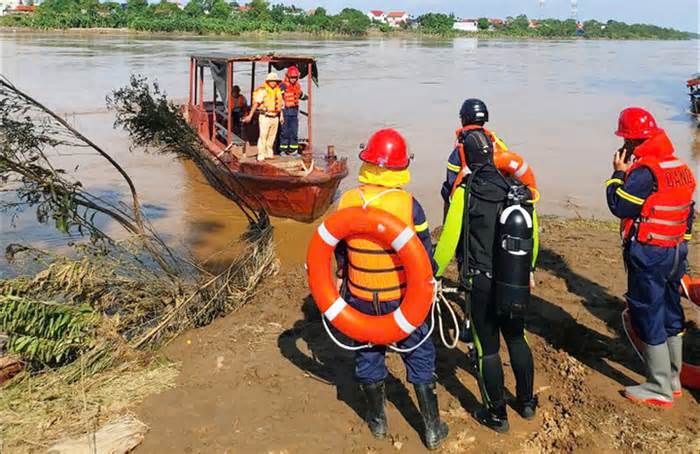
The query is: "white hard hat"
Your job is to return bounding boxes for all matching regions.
[265,72,281,82]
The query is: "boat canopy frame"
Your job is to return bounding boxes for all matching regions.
[188,54,319,151]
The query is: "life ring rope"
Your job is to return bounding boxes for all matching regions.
[307,206,441,346]
[320,283,461,353]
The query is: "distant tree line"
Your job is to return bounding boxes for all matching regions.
[417,13,691,40]
[2,0,372,35]
[1,3,693,40]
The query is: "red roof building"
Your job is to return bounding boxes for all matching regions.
[12,4,35,13]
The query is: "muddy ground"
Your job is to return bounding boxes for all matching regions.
[134,218,700,453]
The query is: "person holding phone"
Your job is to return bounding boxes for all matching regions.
[606,107,696,408]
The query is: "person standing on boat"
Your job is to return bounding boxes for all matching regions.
[606,107,696,408]
[230,85,248,137]
[334,128,449,450]
[439,98,539,433]
[243,72,284,161]
[279,66,306,156]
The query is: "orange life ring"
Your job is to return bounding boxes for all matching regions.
[306,206,436,345]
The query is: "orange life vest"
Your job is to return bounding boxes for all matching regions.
[282,78,303,108]
[254,84,283,115]
[230,94,247,113]
[621,133,695,247]
[338,185,414,302]
[450,126,538,196]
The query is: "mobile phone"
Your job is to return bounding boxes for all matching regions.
[618,146,634,163]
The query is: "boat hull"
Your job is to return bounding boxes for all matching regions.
[186,104,347,223]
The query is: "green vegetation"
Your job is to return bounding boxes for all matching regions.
[478,15,692,40]
[0,1,693,39]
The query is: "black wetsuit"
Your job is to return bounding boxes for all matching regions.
[442,129,535,412]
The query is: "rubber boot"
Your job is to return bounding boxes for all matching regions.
[474,404,509,433]
[359,381,388,439]
[414,382,449,450]
[624,341,674,408]
[667,335,683,398]
[515,395,538,420]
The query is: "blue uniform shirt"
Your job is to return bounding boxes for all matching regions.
[441,147,462,204]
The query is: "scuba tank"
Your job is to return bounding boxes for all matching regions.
[494,185,534,317]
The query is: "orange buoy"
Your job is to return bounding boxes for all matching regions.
[679,274,700,390]
[681,274,700,307]
[306,206,435,345]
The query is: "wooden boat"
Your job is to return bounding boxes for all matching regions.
[184,54,348,223]
[687,74,700,119]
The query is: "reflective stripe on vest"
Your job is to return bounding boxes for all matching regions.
[283,80,302,108]
[621,155,696,247]
[337,185,414,302]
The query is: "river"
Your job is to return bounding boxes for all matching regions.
[1,31,698,268]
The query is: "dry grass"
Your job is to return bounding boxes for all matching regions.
[0,358,178,452]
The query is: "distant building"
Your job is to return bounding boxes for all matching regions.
[306,8,317,16]
[453,19,479,32]
[528,19,540,29]
[367,10,385,22]
[166,0,183,9]
[0,0,21,16]
[238,4,252,12]
[489,18,504,26]
[8,3,34,13]
[386,11,408,27]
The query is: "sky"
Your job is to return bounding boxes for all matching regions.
[280,0,700,33]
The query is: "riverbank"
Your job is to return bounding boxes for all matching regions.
[4,217,697,452]
[133,216,699,453]
[0,25,694,42]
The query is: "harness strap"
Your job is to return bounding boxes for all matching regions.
[346,245,395,254]
[502,236,535,252]
[347,278,407,294]
[348,262,405,273]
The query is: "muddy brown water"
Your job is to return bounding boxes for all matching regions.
[1,31,699,271]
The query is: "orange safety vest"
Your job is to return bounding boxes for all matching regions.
[450,126,538,196]
[230,94,247,113]
[254,84,283,115]
[621,134,695,247]
[338,185,414,302]
[282,78,303,108]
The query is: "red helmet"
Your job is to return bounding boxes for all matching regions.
[287,66,300,78]
[615,107,662,139]
[359,128,410,170]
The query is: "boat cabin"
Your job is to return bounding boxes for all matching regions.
[186,54,319,160]
[688,74,700,116]
[182,53,347,223]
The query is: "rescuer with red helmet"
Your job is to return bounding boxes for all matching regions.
[279,65,307,155]
[607,107,696,408]
[334,128,449,450]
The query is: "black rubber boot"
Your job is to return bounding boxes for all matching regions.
[474,404,509,433]
[515,395,538,420]
[414,382,449,450]
[359,381,388,439]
